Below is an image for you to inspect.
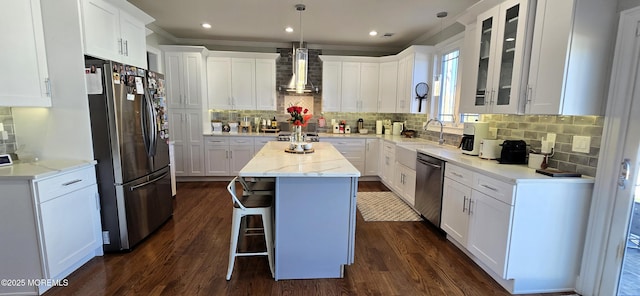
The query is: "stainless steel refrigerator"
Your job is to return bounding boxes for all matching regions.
[85,58,173,252]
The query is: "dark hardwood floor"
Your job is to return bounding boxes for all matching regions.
[44,181,577,296]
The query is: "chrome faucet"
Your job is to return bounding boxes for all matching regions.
[426,119,445,145]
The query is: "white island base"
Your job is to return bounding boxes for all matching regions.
[240,142,360,280]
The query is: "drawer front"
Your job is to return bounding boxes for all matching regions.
[204,137,230,146]
[254,136,276,145]
[36,166,97,203]
[472,174,515,205]
[383,141,395,153]
[229,137,254,145]
[445,164,473,187]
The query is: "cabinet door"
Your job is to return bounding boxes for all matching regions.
[469,6,500,114]
[168,110,187,176]
[393,164,404,194]
[322,61,342,112]
[396,56,410,113]
[81,0,120,62]
[364,139,379,176]
[341,62,361,112]
[402,167,416,206]
[468,190,513,278]
[526,0,574,115]
[490,0,532,114]
[0,0,51,107]
[165,52,185,109]
[229,145,254,175]
[381,145,395,185]
[256,59,276,110]
[207,57,232,109]
[378,61,398,113]
[441,178,472,245]
[118,11,147,69]
[185,111,204,175]
[231,58,256,109]
[360,62,380,112]
[39,185,101,278]
[182,53,203,109]
[204,145,229,176]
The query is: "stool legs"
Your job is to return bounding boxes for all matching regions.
[262,210,274,278]
[226,210,242,280]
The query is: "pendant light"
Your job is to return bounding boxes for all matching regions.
[294,4,308,94]
[433,11,448,97]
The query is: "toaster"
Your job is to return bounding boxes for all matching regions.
[498,140,528,164]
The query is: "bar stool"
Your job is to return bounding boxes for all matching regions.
[226,176,274,280]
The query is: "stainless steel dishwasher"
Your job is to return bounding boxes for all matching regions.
[415,152,445,228]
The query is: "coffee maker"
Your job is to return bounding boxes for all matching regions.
[459,122,489,155]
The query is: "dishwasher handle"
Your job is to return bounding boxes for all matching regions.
[417,159,442,169]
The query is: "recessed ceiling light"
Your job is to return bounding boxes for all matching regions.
[285,27,294,33]
[202,23,212,29]
[369,31,378,36]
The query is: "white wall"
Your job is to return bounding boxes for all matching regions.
[13,0,94,161]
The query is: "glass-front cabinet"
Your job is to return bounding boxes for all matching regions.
[464,0,534,114]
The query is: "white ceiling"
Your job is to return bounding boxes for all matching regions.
[128,0,480,52]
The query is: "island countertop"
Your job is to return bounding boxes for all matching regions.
[239,141,361,177]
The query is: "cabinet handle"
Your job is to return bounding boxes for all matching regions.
[481,184,498,192]
[117,38,123,54]
[462,196,467,213]
[452,172,463,178]
[62,179,82,186]
[230,151,233,158]
[226,151,229,159]
[44,78,51,97]
[95,192,101,211]
[469,199,474,215]
[124,40,129,56]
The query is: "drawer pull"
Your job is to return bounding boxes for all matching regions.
[462,196,467,213]
[481,184,498,192]
[452,172,463,178]
[62,179,82,186]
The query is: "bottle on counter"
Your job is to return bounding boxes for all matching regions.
[271,117,277,128]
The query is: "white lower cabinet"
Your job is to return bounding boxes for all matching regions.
[441,177,472,245]
[392,163,416,206]
[204,137,255,176]
[0,164,103,295]
[364,139,379,176]
[379,141,395,186]
[323,138,366,174]
[440,163,593,293]
[169,109,204,177]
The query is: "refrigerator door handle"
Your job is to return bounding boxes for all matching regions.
[130,171,169,191]
[140,95,152,156]
[145,90,158,157]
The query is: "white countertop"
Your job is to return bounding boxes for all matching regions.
[239,141,361,177]
[0,159,97,180]
[407,143,594,184]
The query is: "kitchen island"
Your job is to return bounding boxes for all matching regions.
[239,141,360,280]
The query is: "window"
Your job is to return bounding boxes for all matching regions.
[430,33,478,129]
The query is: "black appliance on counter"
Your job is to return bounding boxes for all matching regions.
[498,140,528,164]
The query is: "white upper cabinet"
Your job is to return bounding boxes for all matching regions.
[321,45,431,114]
[255,59,277,110]
[206,51,279,111]
[80,0,152,69]
[163,47,206,110]
[0,0,51,107]
[395,46,432,114]
[461,0,535,114]
[321,60,342,112]
[525,0,615,115]
[378,61,398,113]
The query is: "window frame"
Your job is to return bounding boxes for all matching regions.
[427,32,468,135]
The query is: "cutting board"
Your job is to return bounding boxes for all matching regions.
[535,168,582,177]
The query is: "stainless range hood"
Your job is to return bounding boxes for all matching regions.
[281,42,318,93]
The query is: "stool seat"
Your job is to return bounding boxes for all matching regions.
[226,176,274,280]
[234,194,272,208]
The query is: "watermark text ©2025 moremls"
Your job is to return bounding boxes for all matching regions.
[1,278,69,288]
